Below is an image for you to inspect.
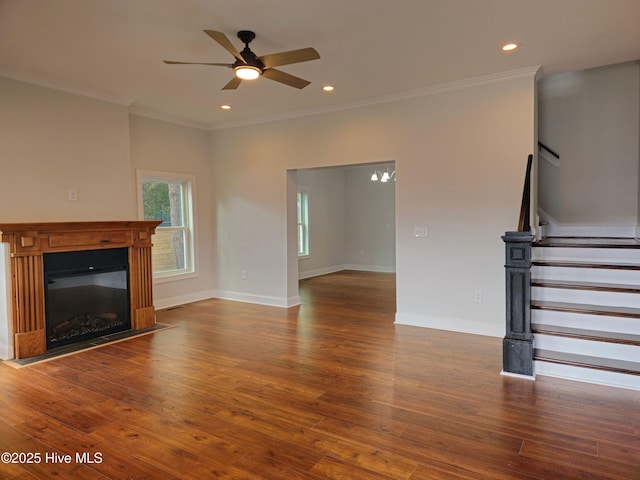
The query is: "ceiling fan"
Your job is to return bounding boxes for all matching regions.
[163,30,320,90]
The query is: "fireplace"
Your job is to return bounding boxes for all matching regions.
[44,248,131,349]
[0,221,161,360]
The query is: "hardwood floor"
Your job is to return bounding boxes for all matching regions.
[1,270,639,479]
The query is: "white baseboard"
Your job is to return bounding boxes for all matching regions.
[155,289,300,310]
[299,264,395,280]
[286,296,301,307]
[501,371,535,381]
[556,224,636,237]
[535,361,640,391]
[298,265,346,280]
[154,289,217,310]
[212,290,293,308]
[344,264,396,273]
[394,312,503,338]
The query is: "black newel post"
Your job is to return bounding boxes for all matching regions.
[502,231,535,376]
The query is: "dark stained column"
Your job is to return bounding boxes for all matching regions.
[502,231,535,376]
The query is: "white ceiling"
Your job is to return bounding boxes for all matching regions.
[1,0,639,129]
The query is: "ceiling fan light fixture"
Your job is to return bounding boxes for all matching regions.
[235,65,261,80]
[166,30,319,90]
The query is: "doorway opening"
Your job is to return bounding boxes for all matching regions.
[286,161,396,314]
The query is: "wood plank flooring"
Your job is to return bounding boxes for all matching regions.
[1,270,639,479]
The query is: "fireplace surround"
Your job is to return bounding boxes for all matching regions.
[0,221,161,359]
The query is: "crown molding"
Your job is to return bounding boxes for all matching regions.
[210,65,542,130]
[1,64,541,132]
[0,69,135,106]
[0,69,210,130]
[128,106,210,130]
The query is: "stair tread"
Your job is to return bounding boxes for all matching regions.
[532,324,640,345]
[532,300,640,318]
[531,279,640,293]
[534,237,640,249]
[534,349,640,375]
[532,260,640,270]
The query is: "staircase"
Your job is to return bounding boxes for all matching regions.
[531,237,640,390]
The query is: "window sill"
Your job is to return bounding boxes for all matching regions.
[153,270,199,284]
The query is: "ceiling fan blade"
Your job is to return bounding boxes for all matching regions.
[204,30,244,62]
[222,76,242,90]
[259,47,320,68]
[163,60,233,67]
[262,68,311,89]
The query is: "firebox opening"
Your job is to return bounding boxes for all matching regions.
[44,248,131,350]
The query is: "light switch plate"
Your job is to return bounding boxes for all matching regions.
[414,227,428,238]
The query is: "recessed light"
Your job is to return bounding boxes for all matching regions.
[501,42,519,52]
[221,105,232,110]
[322,85,335,92]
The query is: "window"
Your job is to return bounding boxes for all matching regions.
[297,189,309,257]
[137,170,196,280]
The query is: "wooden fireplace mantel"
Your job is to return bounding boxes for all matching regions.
[0,221,162,359]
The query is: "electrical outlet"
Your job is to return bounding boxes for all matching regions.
[474,290,482,302]
[68,189,78,201]
[242,270,248,280]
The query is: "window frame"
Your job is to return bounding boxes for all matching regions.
[136,169,197,282]
[297,187,310,258]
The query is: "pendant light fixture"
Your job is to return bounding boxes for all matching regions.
[370,168,396,183]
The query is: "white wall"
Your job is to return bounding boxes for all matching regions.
[0,77,217,311]
[0,244,12,359]
[297,167,348,278]
[538,62,640,230]
[344,164,395,271]
[128,115,216,308]
[394,78,535,336]
[0,77,135,221]
[211,72,536,336]
[1,70,535,339]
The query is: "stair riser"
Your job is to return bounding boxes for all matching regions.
[533,247,640,263]
[532,286,640,309]
[532,310,640,335]
[532,266,640,285]
[531,240,640,390]
[534,335,640,362]
[534,361,640,391]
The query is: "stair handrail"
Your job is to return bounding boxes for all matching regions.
[517,154,533,232]
[538,142,560,167]
[538,141,559,160]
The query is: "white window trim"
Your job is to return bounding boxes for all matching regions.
[297,187,310,259]
[136,169,198,283]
